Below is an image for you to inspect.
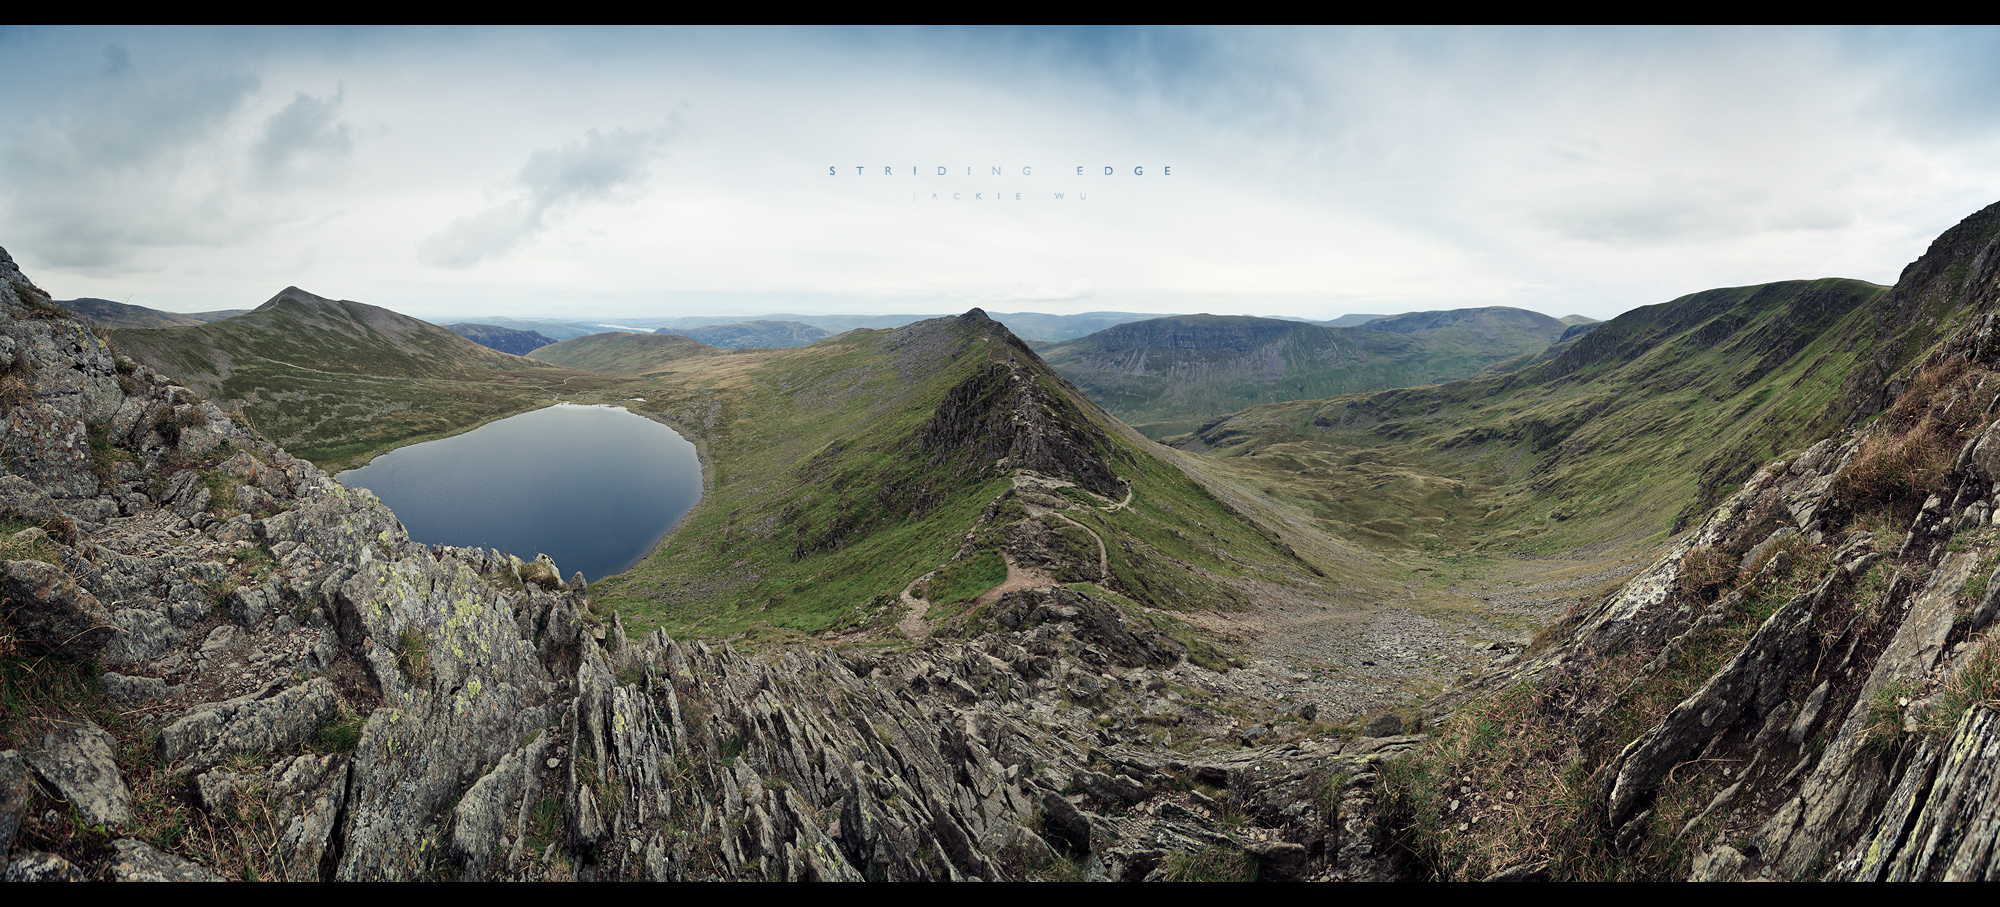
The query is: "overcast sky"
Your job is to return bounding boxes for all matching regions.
[3,26,1998,324]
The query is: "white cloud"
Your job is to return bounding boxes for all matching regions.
[418,121,681,268]
[252,89,354,185]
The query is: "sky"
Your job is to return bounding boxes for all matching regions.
[3,25,1999,324]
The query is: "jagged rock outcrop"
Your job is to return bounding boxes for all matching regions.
[917,320,1125,500]
[0,248,1396,881]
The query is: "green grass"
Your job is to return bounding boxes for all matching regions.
[313,705,365,754]
[927,549,1007,611]
[1922,632,2000,740]
[1178,279,1894,555]
[0,516,66,564]
[591,314,1312,640]
[1162,844,1258,881]
[395,630,431,687]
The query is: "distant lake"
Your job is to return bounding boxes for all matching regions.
[337,403,701,583]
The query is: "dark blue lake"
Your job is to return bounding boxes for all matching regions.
[336,403,701,583]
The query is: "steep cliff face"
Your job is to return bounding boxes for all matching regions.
[0,250,1405,881]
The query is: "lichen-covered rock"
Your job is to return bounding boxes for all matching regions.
[1,559,114,658]
[0,750,32,861]
[3,850,85,881]
[1850,705,2000,881]
[157,679,340,775]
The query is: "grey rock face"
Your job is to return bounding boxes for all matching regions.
[108,838,227,881]
[4,850,85,881]
[2,559,115,658]
[157,679,340,775]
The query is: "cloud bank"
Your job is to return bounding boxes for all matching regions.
[0,27,1995,322]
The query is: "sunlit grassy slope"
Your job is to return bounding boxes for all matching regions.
[1175,279,1894,554]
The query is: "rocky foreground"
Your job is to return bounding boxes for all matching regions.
[5,199,2000,881]
[0,248,1411,881]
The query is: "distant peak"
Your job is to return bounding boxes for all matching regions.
[260,286,334,310]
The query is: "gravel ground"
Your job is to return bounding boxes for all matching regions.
[1164,542,1667,727]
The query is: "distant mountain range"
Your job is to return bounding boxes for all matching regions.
[446,322,557,355]
[654,320,830,349]
[1039,306,1574,438]
[7,196,1997,882]
[477,309,1577,345]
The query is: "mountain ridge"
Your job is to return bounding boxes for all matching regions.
[1040,307,1569,439]
[105,286,608,465]
[4,198,1999,881]
[1168,277,1894,554]
[0,249,1404,881]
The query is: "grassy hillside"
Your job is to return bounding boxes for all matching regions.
[1176,278,1893,554]
[110,287,613,465]
[579,311,1327,639]
[1041,308,1568,439]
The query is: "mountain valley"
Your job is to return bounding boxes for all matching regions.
[1038,308,1571,439]
[1,200,1999,880]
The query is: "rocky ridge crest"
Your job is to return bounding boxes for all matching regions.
[0,248,1404,881]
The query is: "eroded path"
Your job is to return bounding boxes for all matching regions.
[899,470,1124,641]
[892,442,1669,731]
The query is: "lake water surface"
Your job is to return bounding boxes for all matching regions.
[336,403,701,583]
